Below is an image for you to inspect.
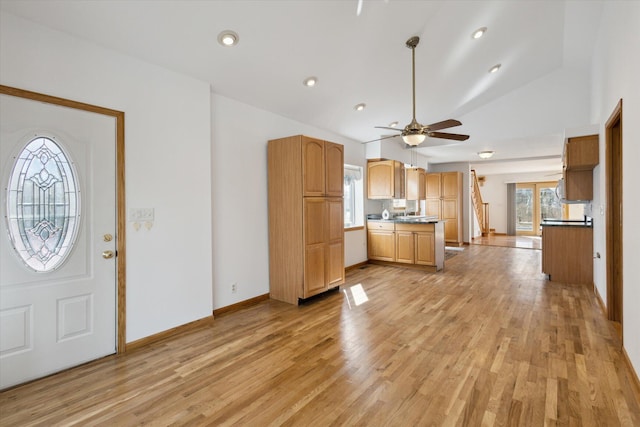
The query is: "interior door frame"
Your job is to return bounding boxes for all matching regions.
[605,98,623,336]
[0,85,127,353]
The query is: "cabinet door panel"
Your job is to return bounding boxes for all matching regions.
[405,168,425,201]
[425,173,441,198]
[368,231,395,261]
[302,137,325,196]
[327,241,344,287]
[304,245,326,297]
[304,198,326,245]
[325,142,344,197]
[395,231,414,264]
[441,172,459,198]
[367,161,394,199]
[425,199,441,217]
[415,232,435,265]
[328,199,344,242]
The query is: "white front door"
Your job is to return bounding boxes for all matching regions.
[0,92,117,389]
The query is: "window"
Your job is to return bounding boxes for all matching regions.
[344,164,364,229]
[6,136,81,272]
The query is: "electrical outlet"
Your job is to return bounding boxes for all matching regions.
[231,283,237,294]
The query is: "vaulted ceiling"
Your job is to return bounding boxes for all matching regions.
[0,0,604,173]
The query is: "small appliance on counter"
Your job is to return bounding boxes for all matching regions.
[382,209,390,220]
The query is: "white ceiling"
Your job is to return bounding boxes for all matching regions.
[0,0,604,172]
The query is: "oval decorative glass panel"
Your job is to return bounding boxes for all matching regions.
[6,136,80,272]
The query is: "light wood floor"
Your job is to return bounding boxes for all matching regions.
[1,245,638,426]
[471,234,542,250]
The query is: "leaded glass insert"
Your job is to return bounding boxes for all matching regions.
[6,136,80,272]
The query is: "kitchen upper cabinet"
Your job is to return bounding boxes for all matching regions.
[367,160,405,199]
[564,135,599,170]
[268,135,345,305]
[303,137,344,197]
[562,135,599,201]
[426,172,463,246]
[405,167,426,201]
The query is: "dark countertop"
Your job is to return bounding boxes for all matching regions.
[367,216,441,224]
[541,219,593,228]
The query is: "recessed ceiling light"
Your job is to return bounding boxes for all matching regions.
[477,151,495,159]
[303,77,318,87]
[354,103,366,111]
[489,64,501,73]
[389,121,398,128]
[472,27,487,39]
[217,30,239,47]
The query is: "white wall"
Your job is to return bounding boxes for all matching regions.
[1,13,213,342]
[590,1,640,377]
[211,94,367,309]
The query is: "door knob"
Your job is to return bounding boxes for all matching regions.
[102,250,115,259]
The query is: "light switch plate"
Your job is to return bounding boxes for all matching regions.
[128,208,154,222]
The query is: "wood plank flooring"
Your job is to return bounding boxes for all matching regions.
[471,234,542,250]
[1,245,639,426]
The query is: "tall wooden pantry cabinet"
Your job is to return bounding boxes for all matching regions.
[426,171,463,246]
[268,135,345,304]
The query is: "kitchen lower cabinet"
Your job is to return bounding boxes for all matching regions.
[541,224,593,285]
[367,224,396,262]
[395,231,415,264]
[415,232,435,265]
[367,221,444,271]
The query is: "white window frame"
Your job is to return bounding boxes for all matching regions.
[344,164,364,230]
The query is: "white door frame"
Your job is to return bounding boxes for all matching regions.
[0,85,127,354]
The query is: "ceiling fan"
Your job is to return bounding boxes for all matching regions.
[364,36,470,146]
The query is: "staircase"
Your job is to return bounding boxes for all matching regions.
[471,170,490,236]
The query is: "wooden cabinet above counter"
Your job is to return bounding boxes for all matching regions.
[562,134,599,201]
[367,160,405,199]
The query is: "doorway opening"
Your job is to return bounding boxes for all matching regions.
[605,99,623,338]
[515,181,562,236]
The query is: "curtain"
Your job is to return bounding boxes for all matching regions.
[507,183,516,235]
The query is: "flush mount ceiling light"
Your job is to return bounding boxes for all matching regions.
[489,64,501,73]
[478,151,495,159]
[388,121,398,128]
[472,27,487,39]
[217,30,239,47]
[354,103,366,111]
[303,77,318,87]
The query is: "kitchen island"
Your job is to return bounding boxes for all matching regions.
[541,219,593,285]
[367,217,445,272]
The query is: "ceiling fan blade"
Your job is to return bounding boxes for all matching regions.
[427,132,470,141]
[374,126,403,132]
[425,119,462,131]
[361,134,401,144]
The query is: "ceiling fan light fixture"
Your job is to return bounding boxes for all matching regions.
[403,134,426,146]
[489,64,501,73]
[303,77,317,87]
[472,27,487,39]
[478,151,495,159]
[354,103,366,111]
